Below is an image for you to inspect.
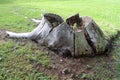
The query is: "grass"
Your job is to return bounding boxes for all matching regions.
[0,40,51,80]
[0,0,120,79]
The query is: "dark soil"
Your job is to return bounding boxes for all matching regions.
[0,29,116,80]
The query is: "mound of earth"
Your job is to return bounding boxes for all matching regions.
[0,29,115,80]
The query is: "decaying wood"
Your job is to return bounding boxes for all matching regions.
[74,30,93,56]
[66,13,82,28]
[6,13,109,57]
[82,16,108,54]
[66,14,109,57]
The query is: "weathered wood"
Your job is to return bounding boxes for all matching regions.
[6,17,48,39]
[6,13,74,57]
[82,16,108,54]
[74,30,93,57]
[6,13,109,57]
[45,22,74,56]
[66,14,109,56]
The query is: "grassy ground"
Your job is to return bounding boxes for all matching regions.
[0,0,120,80]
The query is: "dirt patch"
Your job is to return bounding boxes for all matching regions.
[31,53,115,80]
[0,29,116,80]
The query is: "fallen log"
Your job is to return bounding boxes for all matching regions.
[6,13,109,57]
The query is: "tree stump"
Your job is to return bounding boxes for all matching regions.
[66,14,109,57]
[6,13,109,57]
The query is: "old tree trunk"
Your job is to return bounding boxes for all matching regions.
[74,16,108,57]
[6,13,109,57]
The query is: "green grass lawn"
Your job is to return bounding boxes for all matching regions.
[0,0,120,80]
